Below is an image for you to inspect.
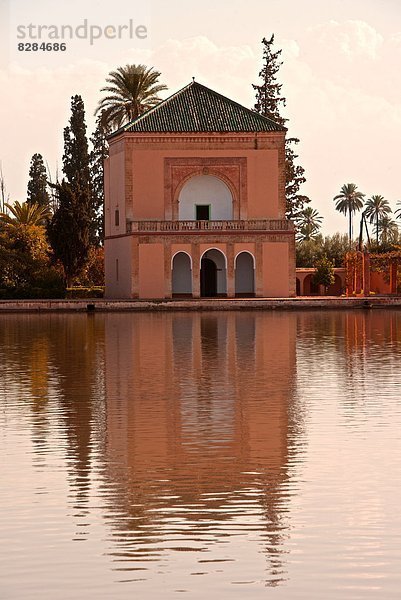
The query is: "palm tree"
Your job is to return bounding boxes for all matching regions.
[395,201,401,221]
[377,215,399,244]
[95,64,167,131]
[296,206,323,241]
[0,201,50,226]
[364,194,392,244]
[333,183,365,243]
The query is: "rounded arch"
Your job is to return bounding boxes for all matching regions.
[234,250,256,268]
[172,252,192,296]
[171,250,193,270]
[176,173,236,221]
[200,247,228,268]
[235,251,255,297]
[303,273,320,296]
[200,248,227,297]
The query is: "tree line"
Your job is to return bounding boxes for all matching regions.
[3,35,391,297]
[0,66,166,297]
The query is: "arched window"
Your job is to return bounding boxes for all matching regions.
[178,175,233,221]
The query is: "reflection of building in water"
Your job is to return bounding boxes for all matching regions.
[102,311,298,584]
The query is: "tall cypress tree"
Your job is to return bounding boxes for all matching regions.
[62,95,91,188]
[27,153,50,207]
[89,115,109,246]
[253,35,310,221]
[48,180,91,287]
[48,95,92,285]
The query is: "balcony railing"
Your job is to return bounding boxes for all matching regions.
[126,219,293,233]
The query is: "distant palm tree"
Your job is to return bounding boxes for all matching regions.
[296,206,323,241]
[377,215,399,244]
[95,64,167,131]
[333,183,365,243]
[364,194,392,244]
[395,201,401,221]
[0,201,50,226]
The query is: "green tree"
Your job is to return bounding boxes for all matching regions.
[1,201,50,226]
[312,256,335,294]
[377,215,399,245]
[296,232,350,268]
[49,95,92,285]
[62,95,91,188]
[0,162,9,213]
[364,194,392,244]
[27,154,50,208]
[0,207,63,298]
[253,35,310,220]
[333,183,365,243]
[89,115,108,245]
[47,180,91,287]
[95,64,167,131]
[394,200,401,221]
[296,206,323,241]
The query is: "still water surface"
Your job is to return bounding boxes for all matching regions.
[1,310,401,599]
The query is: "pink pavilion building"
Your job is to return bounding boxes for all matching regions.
[104,80,295,299]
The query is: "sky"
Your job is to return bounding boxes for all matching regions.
[0,0,400,234]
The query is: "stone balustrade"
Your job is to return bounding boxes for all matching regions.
[127,219,293,233]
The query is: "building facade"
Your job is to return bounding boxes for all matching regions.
[104,81,295,299]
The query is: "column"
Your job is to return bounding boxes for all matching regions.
[192,243,200,298]
[363,252,370,297]
[390,260,398,295]
[131,236,139,299]
[255,241,264,298]
[226,242,235,298]
[355,252,363,295]
[164,240,172,299]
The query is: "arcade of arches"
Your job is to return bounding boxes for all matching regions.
[295,268,346,296]
[172,250,255,298]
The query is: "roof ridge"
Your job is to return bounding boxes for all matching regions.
[190,81,285,129]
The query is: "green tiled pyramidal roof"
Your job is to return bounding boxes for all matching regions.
[111,81,286,136]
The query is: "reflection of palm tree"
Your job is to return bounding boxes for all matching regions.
[296,207,323,241]
[95,64,167,131]
[364,195,392,244]
[333,183,365,243]
[377,215,399,244]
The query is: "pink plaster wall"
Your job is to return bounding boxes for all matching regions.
[104,236,132,298]
[120,144,281,221]
[105,144,126,237]
[139,243,165,298]
[370,271,391,294]
[263,242,289,297]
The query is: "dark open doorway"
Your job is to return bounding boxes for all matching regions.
[196,205,210,220]
[201,257,217,297]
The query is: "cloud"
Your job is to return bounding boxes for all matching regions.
[308,20,384,60]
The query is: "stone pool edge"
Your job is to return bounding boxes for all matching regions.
[1,297,401,313]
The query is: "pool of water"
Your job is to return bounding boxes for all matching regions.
[1,310,401,599]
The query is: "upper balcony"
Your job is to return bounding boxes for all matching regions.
[126,219,294,234]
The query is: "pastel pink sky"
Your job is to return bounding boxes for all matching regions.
[0,0,400,233]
